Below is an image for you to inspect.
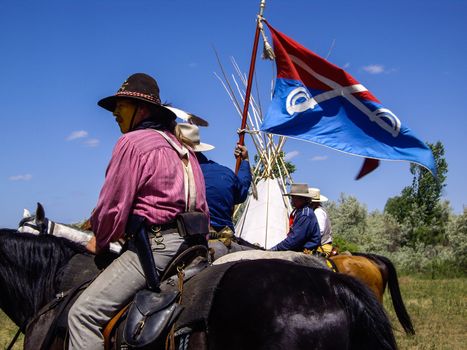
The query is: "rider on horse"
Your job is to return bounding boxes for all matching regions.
[67,73,209,350]
[179,123,252,240]
[269,183,321,254]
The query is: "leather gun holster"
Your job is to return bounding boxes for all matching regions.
[126,215,160,292]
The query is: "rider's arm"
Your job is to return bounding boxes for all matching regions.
[233,145,252,204]
[91,136,143,250]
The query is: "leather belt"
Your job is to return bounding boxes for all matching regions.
[147,222,178,236]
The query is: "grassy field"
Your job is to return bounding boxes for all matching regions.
[384,276,466,349]
[0,313,23,350]
[1,276,465,349]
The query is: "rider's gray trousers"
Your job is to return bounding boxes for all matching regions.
[67,232,184,350]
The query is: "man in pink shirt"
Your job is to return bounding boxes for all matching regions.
[68,73,208,350]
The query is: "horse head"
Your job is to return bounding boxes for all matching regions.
[17,203,125,259]
[18,202,54,235]
[0,228,86,328]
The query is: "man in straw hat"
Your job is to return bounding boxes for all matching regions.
[68,73,208,349]
[270,183,321,253]
[179,123,252,237]
[309,187,333,257]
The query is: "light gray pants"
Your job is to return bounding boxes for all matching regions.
[68,232,184,350]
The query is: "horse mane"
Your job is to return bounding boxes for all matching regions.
[0,229,85,328]
[208,259,397,350]
[328,271,397,350]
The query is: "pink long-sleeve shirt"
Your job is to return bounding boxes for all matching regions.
[90,129,208,249]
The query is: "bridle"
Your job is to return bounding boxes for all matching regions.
[18,216,55,235]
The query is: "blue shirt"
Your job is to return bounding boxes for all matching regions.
[196,153,252,231]
[270,205,321,251]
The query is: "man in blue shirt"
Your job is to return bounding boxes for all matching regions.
[270,183,321,252]
[179,123,252,233]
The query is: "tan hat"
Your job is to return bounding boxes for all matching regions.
[283,183,314,198]
[308,187,328,202]
[179,123,215,152]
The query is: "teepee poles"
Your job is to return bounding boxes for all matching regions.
[235,0,267,174]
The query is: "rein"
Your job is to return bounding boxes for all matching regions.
[6,327,22,350]
[6,318,29,350]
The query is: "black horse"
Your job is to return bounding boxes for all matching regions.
[0,228,397,349]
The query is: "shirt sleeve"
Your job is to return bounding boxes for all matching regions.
[233,160,252,204]
[270,208,321,251]
[91,136,144,249]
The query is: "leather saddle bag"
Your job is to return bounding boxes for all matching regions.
[176,212,209,237]
[123,289,183,347]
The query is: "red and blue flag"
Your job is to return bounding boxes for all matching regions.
[260,22,436,177]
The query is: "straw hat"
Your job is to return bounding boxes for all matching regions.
[179,123,215,152]
[283,183,314,198]
[308,187,328,202]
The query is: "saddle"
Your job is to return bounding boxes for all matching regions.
[111,258,240,349]
[121,245,209,348]
[24,245,209,350]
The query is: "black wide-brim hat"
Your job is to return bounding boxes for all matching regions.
[97,73,177,120]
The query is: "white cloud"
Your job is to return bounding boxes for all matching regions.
[343,62,351,69]
[310,155,328,161]
[188,62,198,68]
[284,150,299,161]
[84,138,100,147]
[362,64,385,74]
[9,174,32,181]
[66,130,88,141]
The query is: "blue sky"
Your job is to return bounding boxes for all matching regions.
[1,0,465,228]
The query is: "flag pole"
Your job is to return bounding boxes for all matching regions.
[235,0,267,174]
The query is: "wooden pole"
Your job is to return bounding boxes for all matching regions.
[235,0,267,174]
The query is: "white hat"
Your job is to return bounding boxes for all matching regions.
[165,106,209,126]
[308,187,328,202]
[178,123,215,152]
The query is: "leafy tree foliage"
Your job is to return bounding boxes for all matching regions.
[384,141,449,247]
[326,193,367,246]
[253,151,296,179]
[325,190,465,276]
[446,208,467,271]
[363,211,402,253]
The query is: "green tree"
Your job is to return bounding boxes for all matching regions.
[253,151,296,179]
[384,141,449,247]
[361,211,402,253]
[327,193,367,246]
[446,208,467,271]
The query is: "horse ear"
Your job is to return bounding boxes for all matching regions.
[36,202,45,222]
[23,208,31,218]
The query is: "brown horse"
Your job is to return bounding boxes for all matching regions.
[330,252,415,335]
[330,254,385,301]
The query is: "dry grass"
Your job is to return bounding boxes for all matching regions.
[0,312,23,349]
[384,277,467,349]
[1,277,465,349]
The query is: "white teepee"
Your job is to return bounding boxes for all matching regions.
[216,58,292,248]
